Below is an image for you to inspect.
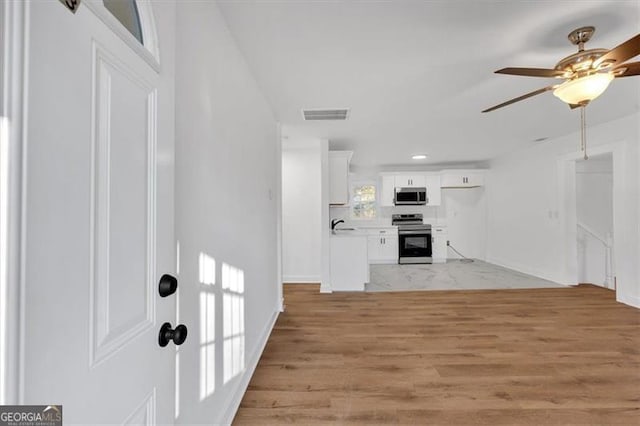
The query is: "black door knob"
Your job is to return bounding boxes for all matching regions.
[158,274,178,297]
[158,322,188,347]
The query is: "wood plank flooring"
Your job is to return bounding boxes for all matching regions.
[234,284,640,425]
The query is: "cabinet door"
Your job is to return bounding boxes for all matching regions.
[329,155,349,204]
[466,173,484,187]
[395,174,425,188]
[380,175,396,206]
[440,173,466,187]
[425,175,441,206]
[410,175,426,187]
[367,236,383,262]
[381,236,399,261]
[432,227,448,262]
[441,172,484,188]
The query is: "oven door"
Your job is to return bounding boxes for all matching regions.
[398,230,432,263]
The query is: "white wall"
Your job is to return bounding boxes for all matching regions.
[441,188,487,260]
[282,139,322,282]
[576,155,613,286]
[486,112,639,307]
[174,2,279,424]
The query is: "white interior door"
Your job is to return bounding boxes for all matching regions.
[21,1,175,424]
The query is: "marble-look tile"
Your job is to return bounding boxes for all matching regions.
[366,260,564,292]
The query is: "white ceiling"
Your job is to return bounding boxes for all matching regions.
[217,1,640,168]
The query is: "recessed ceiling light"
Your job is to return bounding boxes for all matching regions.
[412,154,427,160]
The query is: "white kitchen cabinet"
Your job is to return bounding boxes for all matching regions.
[380,174,396,207]
[425,175,441,206]
[395,174,426,188]
[330,234,368,291]
[432,225,448,263]
[440,170,485,188]
[367,228,398,264]
[328,151,353,204]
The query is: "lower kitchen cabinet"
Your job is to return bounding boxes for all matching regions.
[432,225,448,263]
[330,235,368,291]
[367,229,398,264]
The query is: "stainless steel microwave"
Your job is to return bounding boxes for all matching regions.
[394,187,427,205]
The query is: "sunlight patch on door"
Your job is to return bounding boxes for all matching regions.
[199,252,215,285]
[222,263,245,384]
[198,252,216,401]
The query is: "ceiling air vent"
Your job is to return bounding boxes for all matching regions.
[302,108,350,121]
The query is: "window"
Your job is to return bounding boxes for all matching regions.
[351,184,377,219]
[103,0,144,44]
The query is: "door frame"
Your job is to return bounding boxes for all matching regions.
[558,140,627,299]
[1,0,27,405]
[275,122,284,311]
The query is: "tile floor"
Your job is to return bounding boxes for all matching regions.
[366,259,566,292]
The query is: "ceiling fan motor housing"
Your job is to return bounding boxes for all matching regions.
[555,48,610,75]
[568,26,595,47]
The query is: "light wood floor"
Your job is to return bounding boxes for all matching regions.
[234,284,640,425]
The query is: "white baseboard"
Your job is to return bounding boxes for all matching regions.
[219,308,280,425]
[485,256,567,285]
[319,283,332,293]
[282,275,321,283]
[617,292,640,309]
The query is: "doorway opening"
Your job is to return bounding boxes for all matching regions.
[575,153,614,289]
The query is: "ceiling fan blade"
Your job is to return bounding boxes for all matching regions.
[495,67,567,78]
[482,85,557,113]
[613,61,640,77]
[594,34,640,67]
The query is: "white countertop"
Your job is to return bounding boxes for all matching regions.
[331,229,369,237]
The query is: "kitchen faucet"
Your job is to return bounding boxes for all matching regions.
[331,219,345,230]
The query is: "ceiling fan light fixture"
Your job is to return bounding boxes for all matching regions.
[553,73,614,104]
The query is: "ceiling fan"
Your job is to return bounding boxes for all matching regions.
[482,26,640,159]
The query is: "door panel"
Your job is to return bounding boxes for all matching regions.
[91,42,157,365]
[23,1,174,424]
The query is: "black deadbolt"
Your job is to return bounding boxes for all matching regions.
[158,322,188,347]
[158,274,178,297]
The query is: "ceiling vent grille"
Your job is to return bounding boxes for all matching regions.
[302,108,350,121]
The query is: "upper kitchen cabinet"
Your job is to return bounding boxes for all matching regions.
[425,175,441,206]
[440,170,486,188]
[379,172,441,206]
[395,174,426,188]
[380,174,396,207]
[328,151,353,205]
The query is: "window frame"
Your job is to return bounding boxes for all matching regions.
[83,0,160,72]
[350,179,378,221]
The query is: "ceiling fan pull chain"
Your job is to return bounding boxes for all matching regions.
[581,106,588,160]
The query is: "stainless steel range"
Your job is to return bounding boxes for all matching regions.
[392,213,432,264]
